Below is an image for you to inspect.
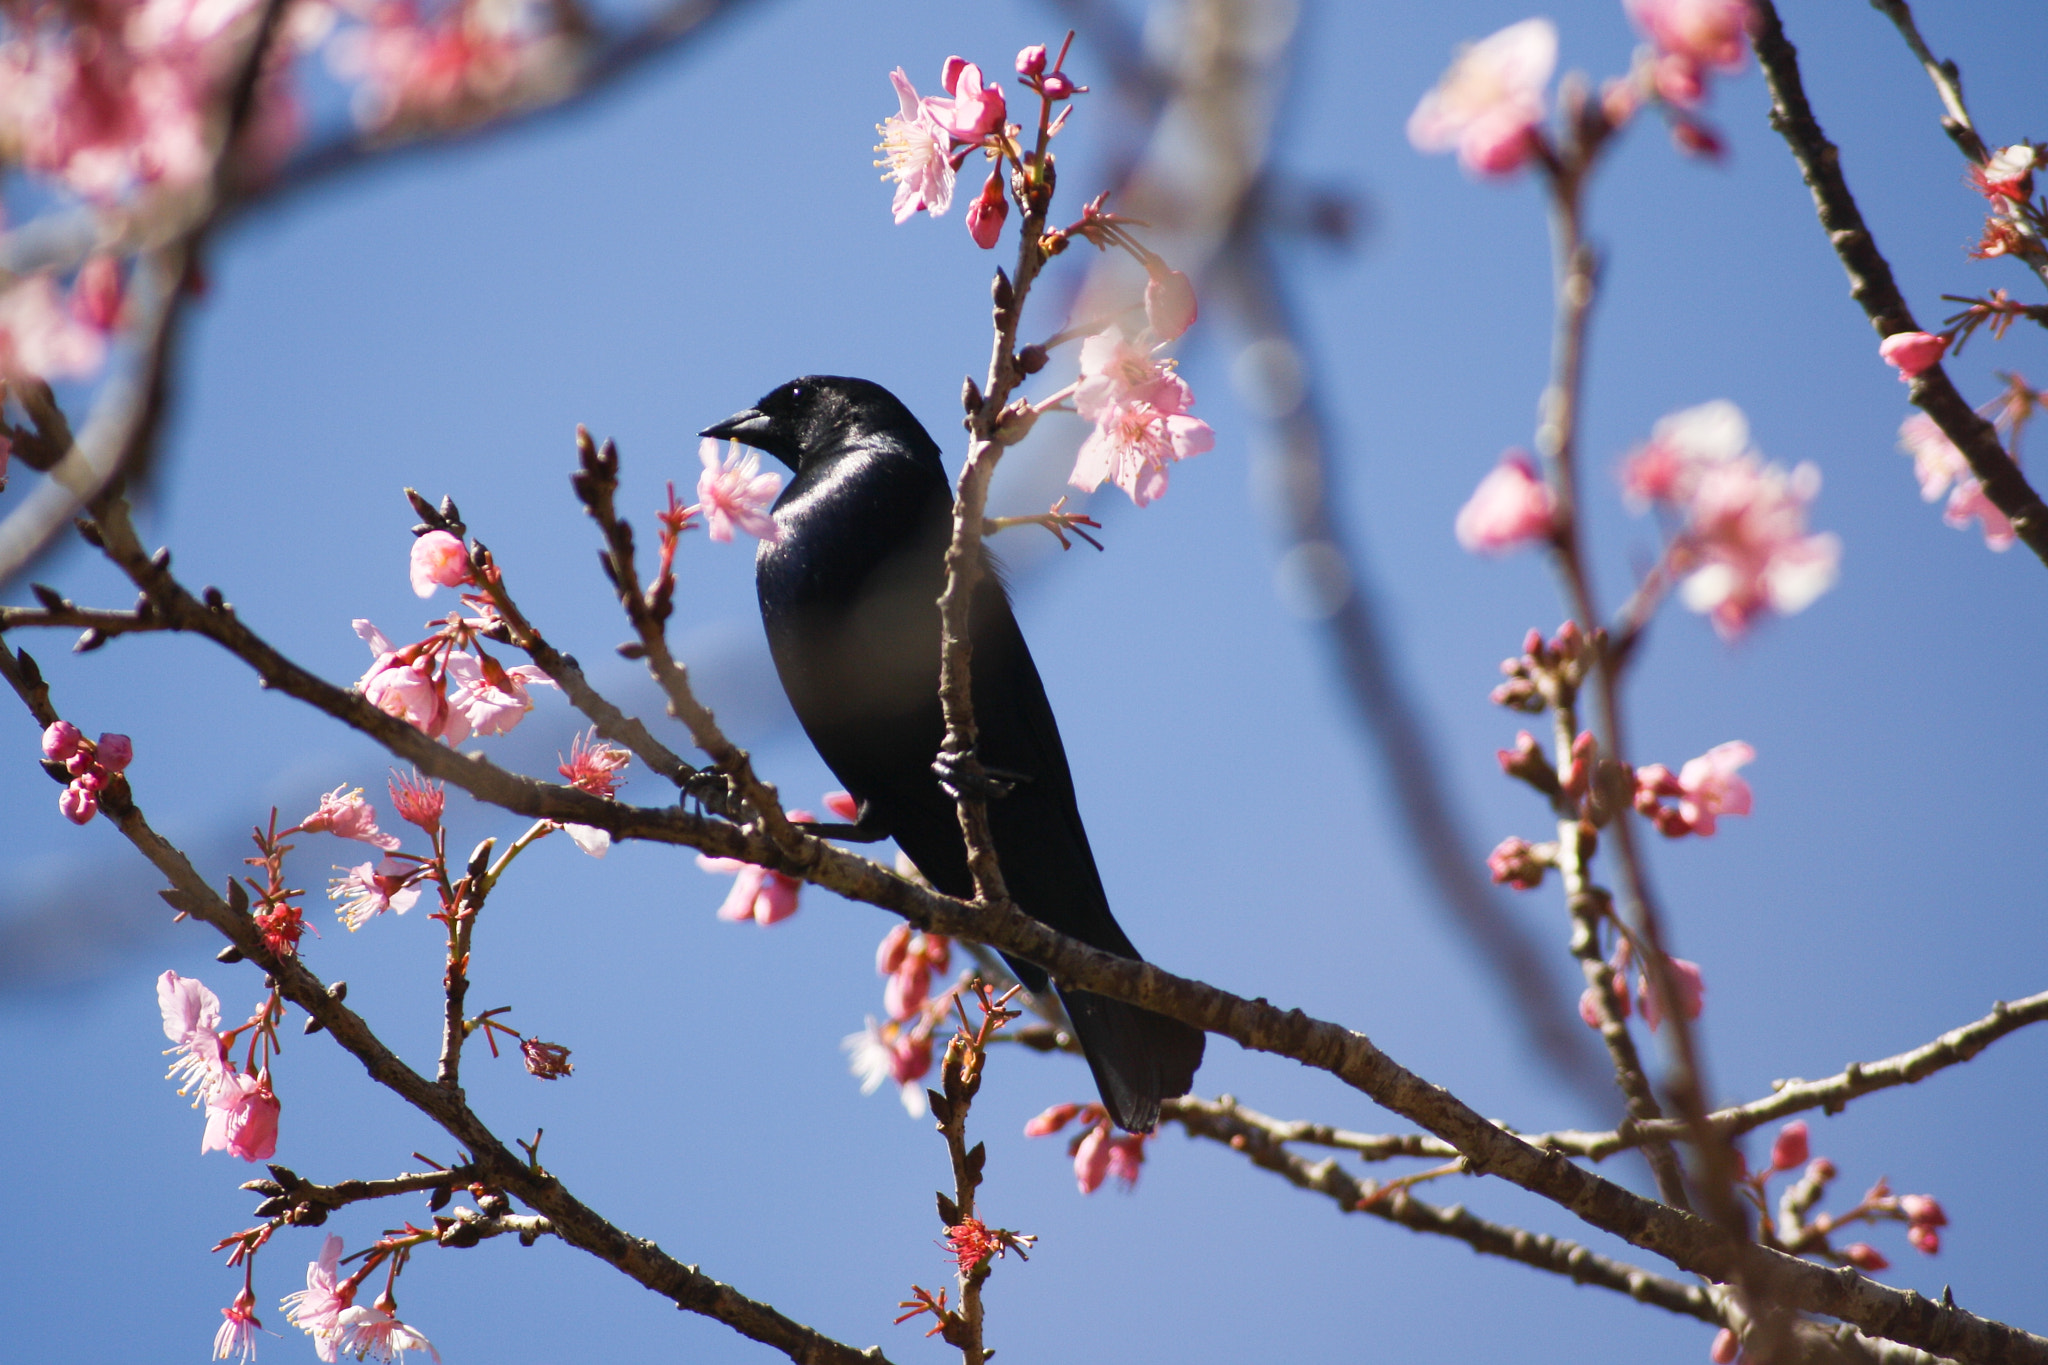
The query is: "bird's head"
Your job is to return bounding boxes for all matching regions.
[700,376,938,473]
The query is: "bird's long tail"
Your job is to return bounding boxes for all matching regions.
[1055,987,1207,1134]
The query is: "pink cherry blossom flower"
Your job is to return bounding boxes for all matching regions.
[355,621,459,742]
[927,59,1006,142]
[1674,457,1840,638]
[336,1291,439,1363]
[876,68,956,223]
[0,273,108,380]
[1638,956,1705,1032]
[698,855,801,925]
[1144,266,1199,342]
[1073,1122,1114,1194]
[281,1234,352,1363]
[1067,328,1213,507]
[1879,331,1948,381]
[1619,399,1748,508]
[408,530,471,597]
[696,438,784,543]
[1769,1120,1809,1172]
[1674,741,1753,835]
[214,1286,262,1363]
[202,1069,280,1161]
[1408,18,1556,177]
[298,785,402,851]
[159,969,226,1099]
[843,1018,930,1116]
[444,651,555,737]
[1898,414,2016,550]
[1456,451,1556,553]
[1626,0,1754,107]
[329,857,423,930]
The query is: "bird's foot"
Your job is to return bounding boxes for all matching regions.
[933,746,1031,803]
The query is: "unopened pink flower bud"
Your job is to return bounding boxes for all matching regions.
[1805,1157,1836,1184]
[1899,1194,1947,1228]
[1016,44,1047,77]
[823,790,860,822]
[1074,1123,1113,1194]
[1710,1327,1740,1364]
[966,171,1008,249]
[1879,331,1948,381]
[1639,956,1705,1031]
[1487,835,1549,890]
[888,1032,931,1086]
[876,923,913,975]
[1024,1102,1080,1137]
[95,732,132,773]
[1672,119,1723,159]
[42,720,82,761]
[73,766,105,792]
[59,783,97,823]
[1908,1224,1941,1255]
[885,959,932,1021]
[1042,70,1076,100]
[1843,1243,1890,1272]
[65,749,95,776]
[1521,627,1545,658]
[1769,1120,1809,1172]
[1144,266,1198,341]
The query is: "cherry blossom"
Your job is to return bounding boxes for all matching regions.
[695,438,783,543]
[281,1235,352,1363]
[213,1286,262,1363]
[876,923,950,1020]
[202,1069,280,1161]
[1456,451,1556,553]
[1067,328,1213,507]
[1901,1194,1947,1254]
[336,1291,439,1363]
[0,274,109,381]
[844,1017,932,1116]
[159,969,227,1099]
[387,771,445,834]
[444,650,555,737]
[297,785,402,851]
[1674,741,1754,834]
[698,855,801,925]
[1974,144,2036,204]
[1898,414,2016,551]
[1637,956,1705,1032]
[876,67,956,222]
[408,530,471,597]
[327,1,537,135]
[41,720,82,761]
[927,58,1006,142]
[329,857,423,930]
[1879,331,1948,381]
[1673,456,1840,638]
[1407,18,1556,178]
[1625,0,1754,108]
[355,622,461,742]
[1619,399,1747,508]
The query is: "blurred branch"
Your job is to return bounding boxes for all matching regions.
[1751,0,2048,565]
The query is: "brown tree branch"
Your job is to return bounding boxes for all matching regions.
[1751,0,2048,565]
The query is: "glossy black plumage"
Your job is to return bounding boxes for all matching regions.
[703,375,1204,1132]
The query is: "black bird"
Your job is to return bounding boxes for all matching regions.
[703,376,1204,1132]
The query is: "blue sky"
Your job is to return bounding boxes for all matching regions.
[4,1,2046,1361]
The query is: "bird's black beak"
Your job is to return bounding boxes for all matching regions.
[701,408,774,447]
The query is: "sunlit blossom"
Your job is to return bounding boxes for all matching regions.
[159,969,227,1099]
[202,1069,280,1161]
[1898,414,2016,550]
[213,1286,262,1363]
[1455,451,1555,553]
[876,67,956,223]
[329,857,423,930]
[695,438,784,543]
[281,1235,352,1363]
[1408,18,1556,177]
[298,785,402,851]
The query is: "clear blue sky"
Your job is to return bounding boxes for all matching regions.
[4,1,2046,1361]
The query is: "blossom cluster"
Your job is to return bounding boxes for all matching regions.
[1023,1100,1148,1194]
[875,40,1212,509]
[41,720,132,823]
[845,919,956,1117]
[1898,411,2019,551]
[158,970,281,1162]
[695,790,847,924]
[1408,0,1756,179]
